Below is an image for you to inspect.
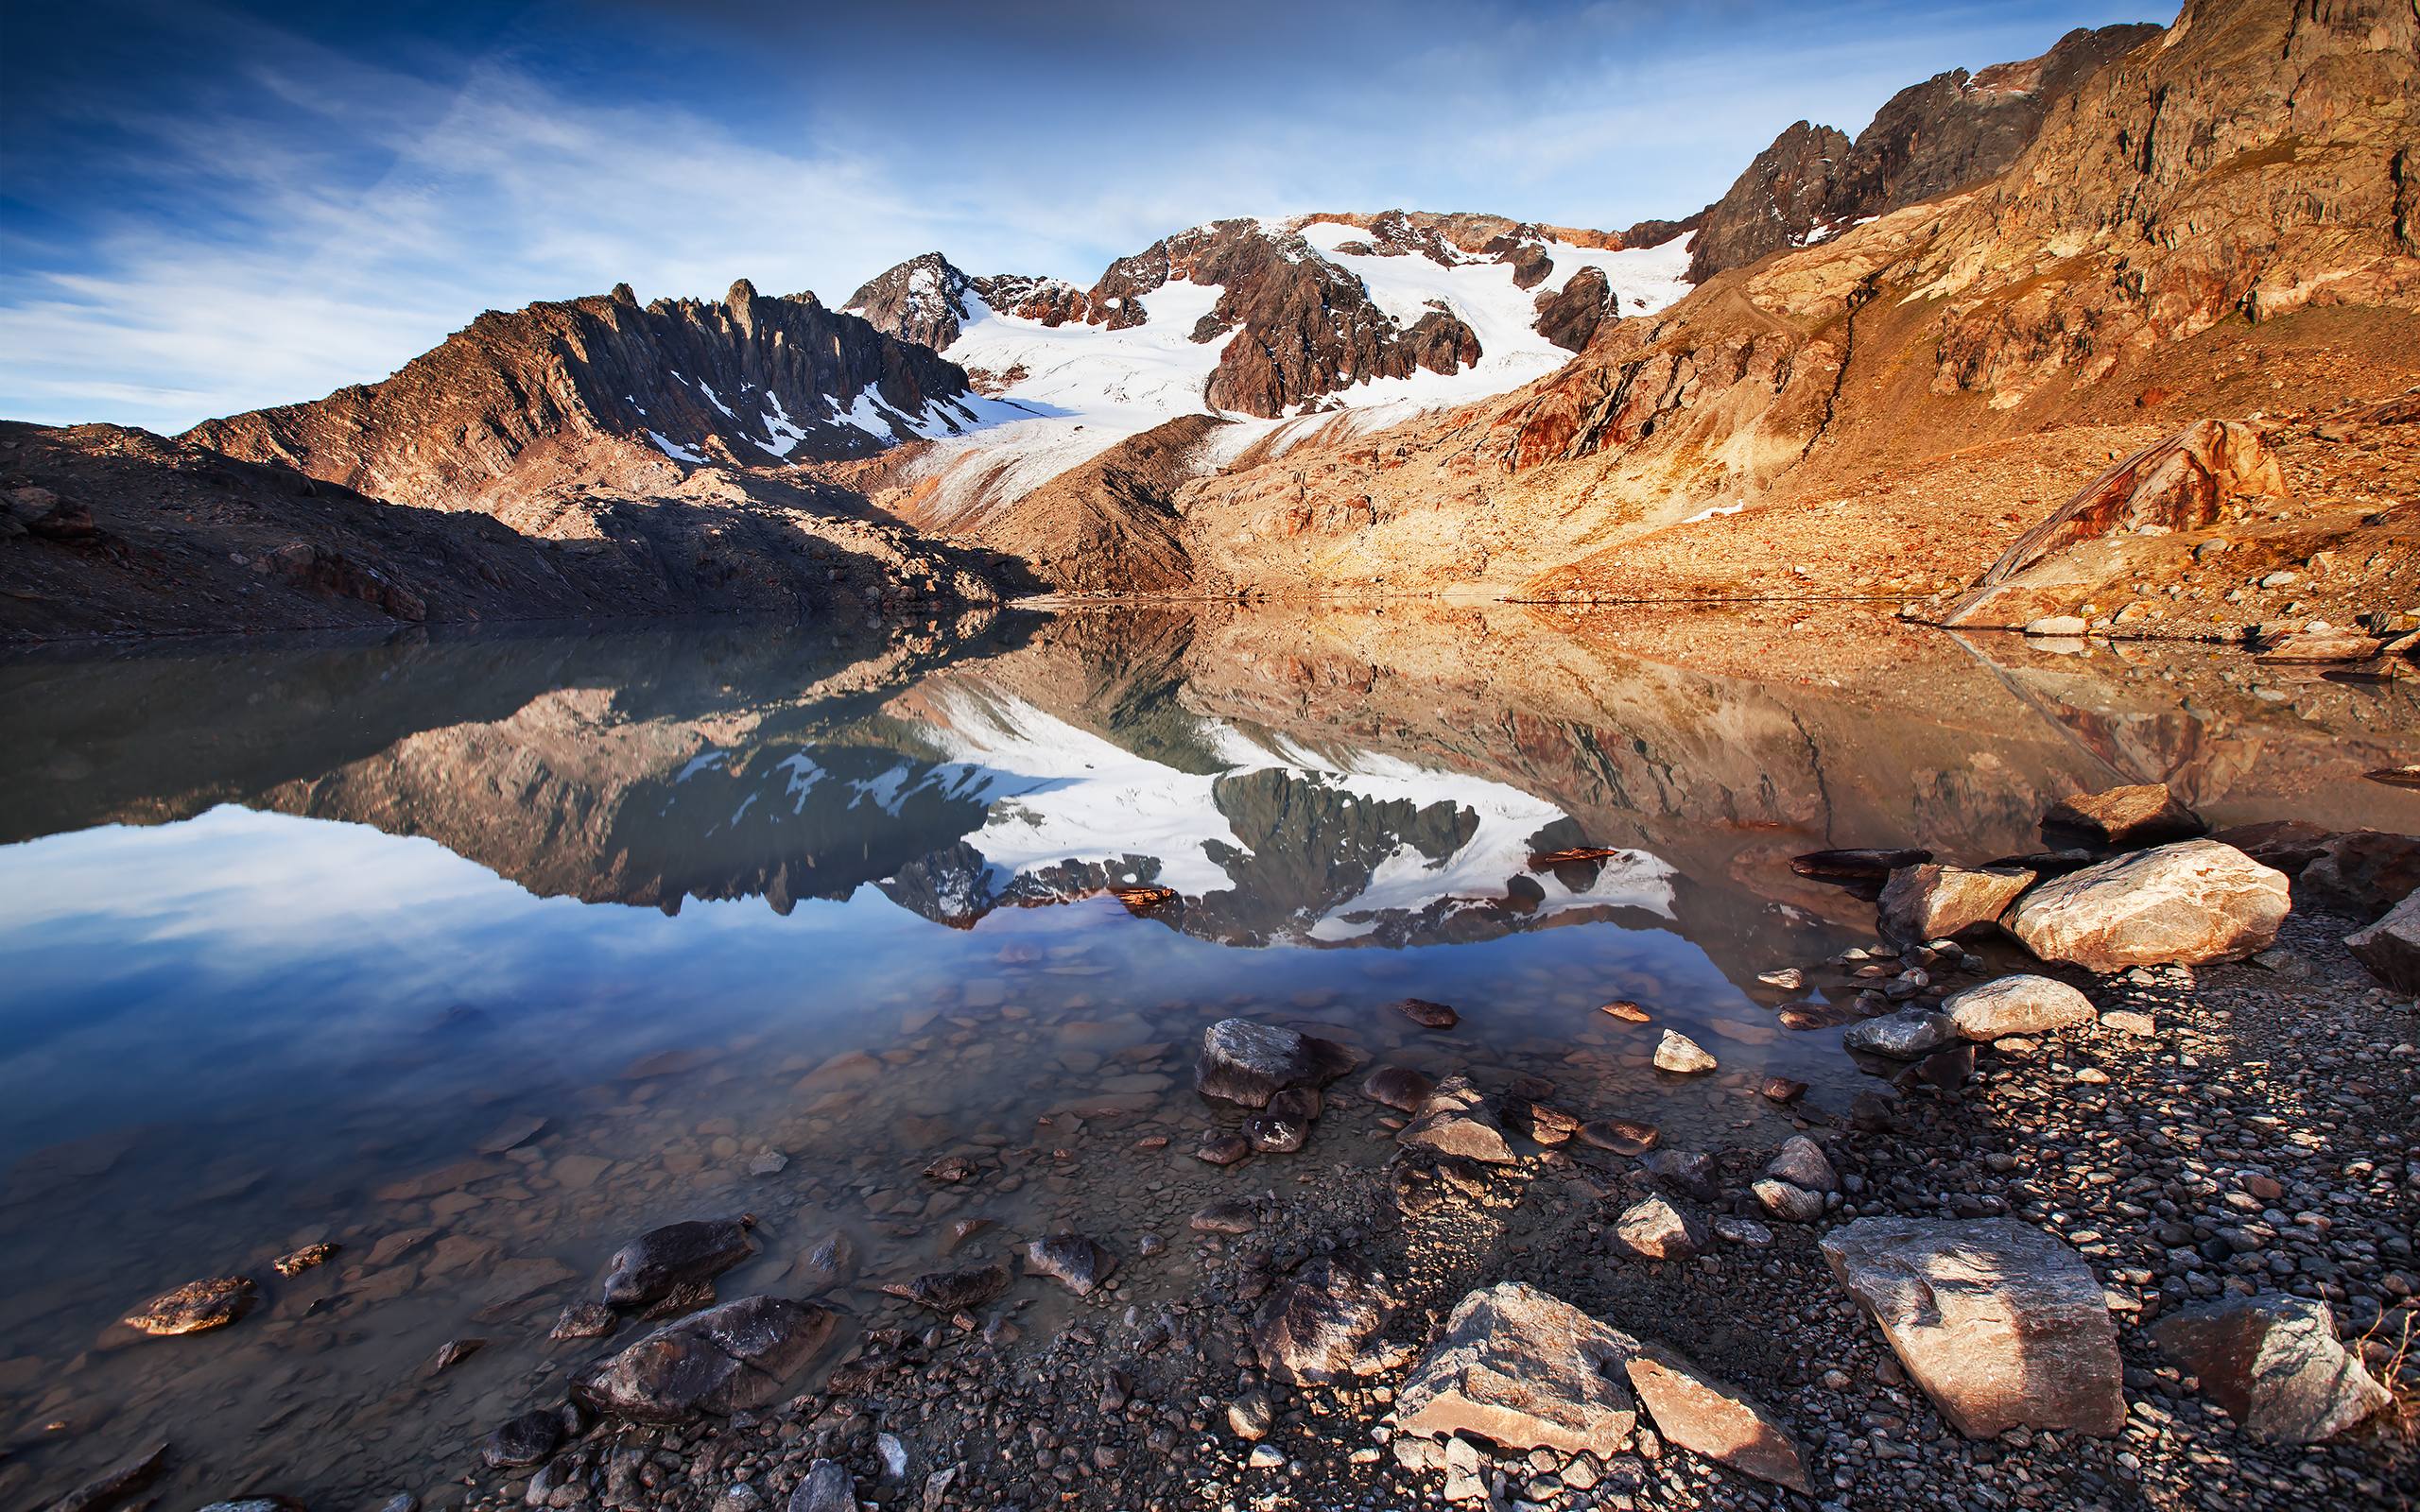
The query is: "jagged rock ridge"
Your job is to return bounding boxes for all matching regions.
[191,281,995,515]
[1685,23,2162,281]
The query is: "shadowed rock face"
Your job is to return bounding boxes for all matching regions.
[191,281,983,513]
[1685,24,2160,282]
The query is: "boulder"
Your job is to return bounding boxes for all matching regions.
[2152,1293,2390,1444]
[576,1296,837,1422]
[2008,840,2290,971]
[2346,890,2420,991]
[1243,1110,1309,1154]
[1641,1148,1719,1202]
[2040,784,2208,849]
[1392,1281,1638,1455]
[1624,1347,1812,1492]
[1877,864,2034,943]
[2211,819,2333,876]
[786,1460,856,1512]
[601,1219,755,1309]
[1942,975,2096,1040]
[1820,1217,2124,1438]
[2299,830,2420,919]
[1652,1031,1717,1074]
[1842,1010,1957,1059]
[1397,1074,1517,1164]
[1250,1253,1392,1385]
[1195,1020,1357,1108]
[121,1277,256,1336]
[1611,1196,1707,1262]
[1026,1234,1114,1297]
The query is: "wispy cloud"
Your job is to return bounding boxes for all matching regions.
[0,0,2163,433]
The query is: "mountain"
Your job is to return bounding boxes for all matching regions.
[844,213,1689,421]
[189,280,1017,515]
[834,212,1695,590]
[1152,0,2420,608]
[1685,23,2161,281]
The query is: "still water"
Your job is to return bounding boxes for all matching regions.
[3,604,2413,1507]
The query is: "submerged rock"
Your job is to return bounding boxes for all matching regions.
[1195,1019,1357,1108]
[122,1277,256,1336]
[576,1296,838,1421]
[1821,1216,2123,1438]
[1190,1199,1258,1235]
[1790,848,1930,880]
[2009,840,2290,971]
[1243,1111,1309,1154]
[600,1218,755,1310]
[1193,1129,1253,1166]
[271,1244,337,1278]
[48,1438,168,1512]
[1578,1118,1661,1157]
[1362,1065,1436,1112]
[886,1264,1011,1313]
[1388,996,1461,1029]
[2152,1293,2389,1444]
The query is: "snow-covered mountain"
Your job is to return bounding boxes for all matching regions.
[839,212,1692,532]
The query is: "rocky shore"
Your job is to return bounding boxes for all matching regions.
[276,791,2401,1512]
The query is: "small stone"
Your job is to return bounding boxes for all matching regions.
[1228,1387,1274,1441]
[1943,975,2094,1040]
[1842,1009,1956,1059]
[122,1277,256,1336]
[1390,996,1461,1029]
[1652,1031,1716,1074]
[1612,1196,1707,1261]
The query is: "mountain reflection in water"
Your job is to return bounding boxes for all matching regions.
[0,602,2413,1509]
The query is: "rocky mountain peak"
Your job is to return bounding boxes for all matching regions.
[189,283,994,514]
[843,252,979,352]
[1684,21,2161,281]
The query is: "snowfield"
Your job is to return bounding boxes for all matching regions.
[886,216,1695,519]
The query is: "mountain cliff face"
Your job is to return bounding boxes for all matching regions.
[190,281,993,514]
[1685,23,2161,281]
[1159,0,2420,602]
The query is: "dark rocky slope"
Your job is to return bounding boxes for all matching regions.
[0,421,1020,642]
[191,282,985,514]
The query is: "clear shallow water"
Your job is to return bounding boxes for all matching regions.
[3,606,2414,1506]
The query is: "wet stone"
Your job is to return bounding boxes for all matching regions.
[1362,1065,1436,1112]
[887,1263,1011,1313]
[551,1301,618,1340]
[1193,1130,1252,1166]
[122,1276,256,1336]
[1190,1199,1258,1235]
[1194,1018,1357,1108]
[576,1296,838,1422]
[481,1408,563,1469]
[1243,1110,1308,1153]
[271,1243,337,1278]
[1389,996,1461,1029]
[601,1217,755,1309]
[1027,1234,1115,1297]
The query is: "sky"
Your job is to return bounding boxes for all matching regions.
[0,0,2165,434]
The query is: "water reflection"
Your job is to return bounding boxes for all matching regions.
[0,604,2412,1507]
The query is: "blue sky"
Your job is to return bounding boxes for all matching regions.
[1,0,2162,433]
